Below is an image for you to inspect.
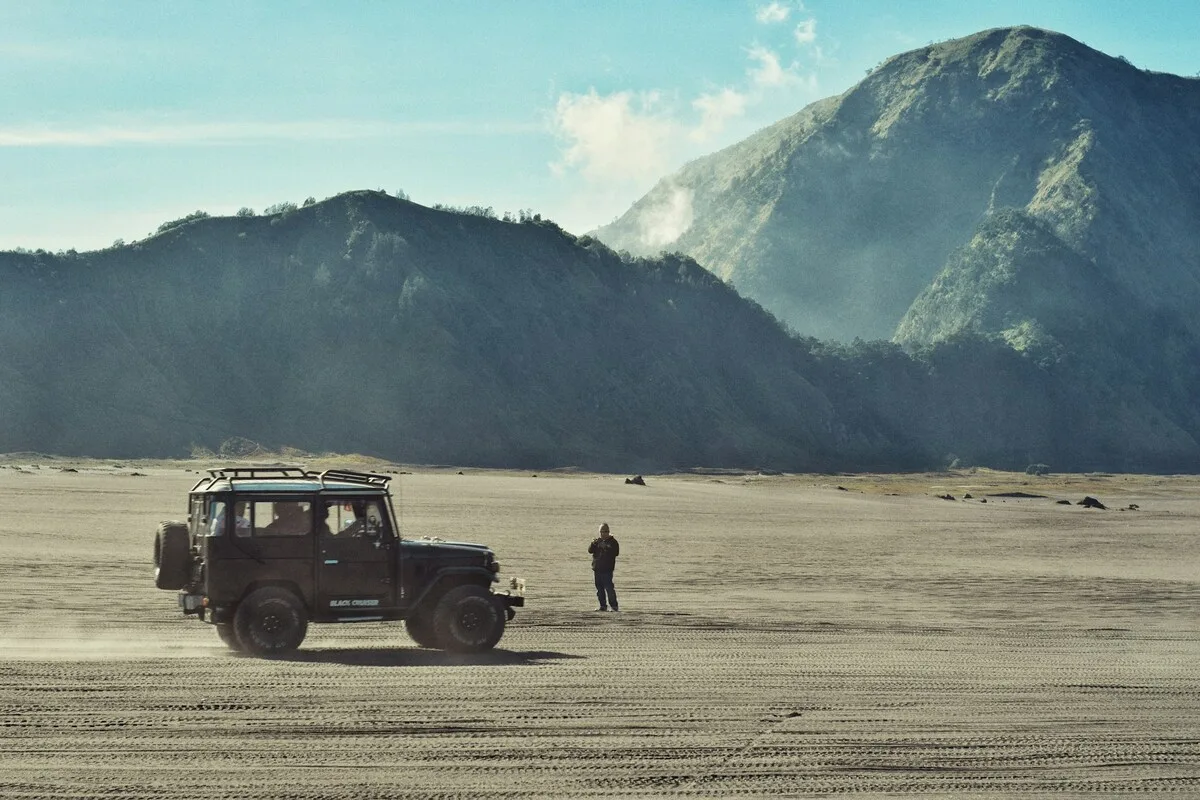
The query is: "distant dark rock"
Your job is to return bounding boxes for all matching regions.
[1078,496,1107,509]
[1056,499,1072,505]
[963,493,973,499]
[938,493,956,500]
[625,475,646,486]
[989,491,1047,499]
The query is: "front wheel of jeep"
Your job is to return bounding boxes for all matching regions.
[432,585,505,653]
[233,587,308,657]
[404,612,441,648]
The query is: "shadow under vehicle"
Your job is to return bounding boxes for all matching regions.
[152,466,525,657]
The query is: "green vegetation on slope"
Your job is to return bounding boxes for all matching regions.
[3,185,1198,472]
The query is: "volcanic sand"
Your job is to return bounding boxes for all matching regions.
[0,462,1196,797]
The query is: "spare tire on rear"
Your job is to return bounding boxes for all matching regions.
[153,521,191,590]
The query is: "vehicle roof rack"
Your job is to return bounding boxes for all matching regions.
[207,465,311,480]
[190,465,393,493]
[190,464,311,492]
[317,469,392,489]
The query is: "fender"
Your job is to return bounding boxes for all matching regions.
[410,566,496,611]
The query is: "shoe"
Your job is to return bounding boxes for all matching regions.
[611,607,619,612]
[595,607,608,612]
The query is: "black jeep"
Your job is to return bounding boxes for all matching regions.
[152,466,525,656]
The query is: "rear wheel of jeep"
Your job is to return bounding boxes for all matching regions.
[153,522,191,590]
[432,585,505,653]
[214,623,243,652]
[233,587,308,657]
[404,612,441,648]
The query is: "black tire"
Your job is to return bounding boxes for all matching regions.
[404,612,441,649]
[233,587,308,657]
[432,585,505,653]
[153,521,191,590]
[214,623,243,652]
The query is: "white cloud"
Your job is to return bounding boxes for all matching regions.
[755,2,790,24]
[690,88,748,142]
[747,45,801,88]
[0,118,539,147]
[551,2,822,234]
[551,90,678,183]
[637,184,694,248]
[794,18,817,46]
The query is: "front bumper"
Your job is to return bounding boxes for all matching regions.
[178,591,205,617]
[494,578,526,619]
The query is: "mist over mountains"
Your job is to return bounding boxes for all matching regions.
[3,26,1199,473]
[591,26,1200,471]
[594,26,1200,344]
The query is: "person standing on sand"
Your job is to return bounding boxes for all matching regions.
[588,522,620,611]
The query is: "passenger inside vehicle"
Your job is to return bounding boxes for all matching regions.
[263,501,311,536]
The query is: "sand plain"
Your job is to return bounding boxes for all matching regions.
[0,460,1196,798]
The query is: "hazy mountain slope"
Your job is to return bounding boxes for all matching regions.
[895,209,1115,349]
[893,208,1200,466]
[0,191,901,472]
[595,26,1200,345]
[4,188,1200,471]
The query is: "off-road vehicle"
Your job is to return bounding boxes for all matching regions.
[152,466,525,656]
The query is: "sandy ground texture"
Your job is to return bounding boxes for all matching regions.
[0,460,1197,798]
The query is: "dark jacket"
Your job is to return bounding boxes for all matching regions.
[588,536,619,571]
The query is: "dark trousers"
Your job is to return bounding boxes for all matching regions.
[594,569,618,610]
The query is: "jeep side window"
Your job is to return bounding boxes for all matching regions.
[259,500,312,537]
[316,501,335,537]
[208,500,227,536]
[327,499,388,538]
[211,501,253,537]
[319,501,352,536]
[231,501,252,537]
[188,495,206,539]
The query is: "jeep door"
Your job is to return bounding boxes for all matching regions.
[316,497,396,616]
[203,496,315,606]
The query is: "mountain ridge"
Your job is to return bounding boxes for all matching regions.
[4,187,1198,472]
[0,191,881,472]
[594,25,1200,343]
[6,26,1200,472]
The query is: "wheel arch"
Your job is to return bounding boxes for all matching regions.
[237,579,309,612]
[408,567,493,617]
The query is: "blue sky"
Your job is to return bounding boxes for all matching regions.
[2,1,1198,252]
